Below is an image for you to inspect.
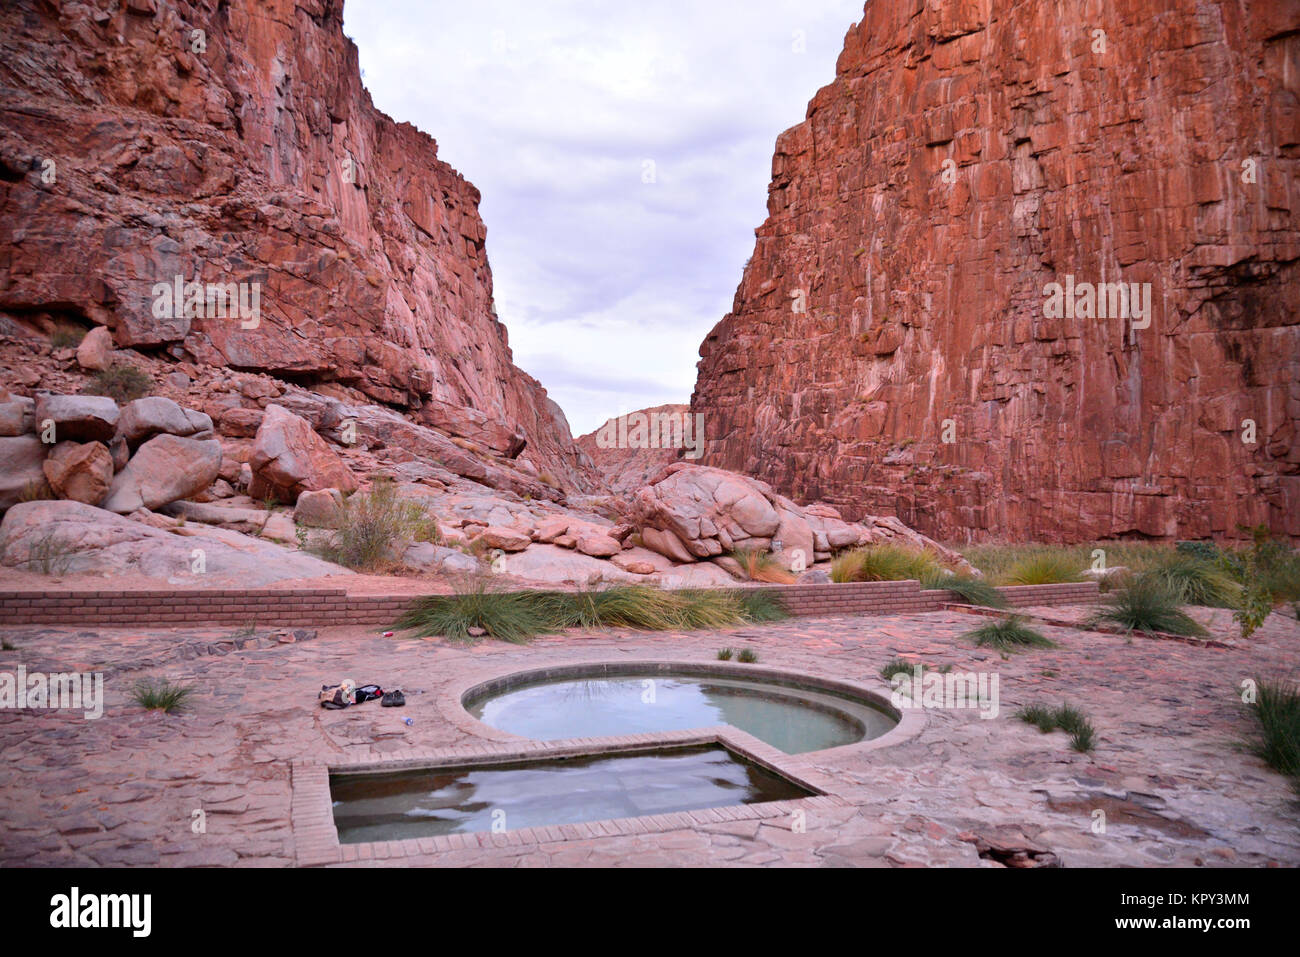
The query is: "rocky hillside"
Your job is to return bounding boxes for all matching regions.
[577,404,693,494]
[0,0,594,490]
[692,0,1300,542]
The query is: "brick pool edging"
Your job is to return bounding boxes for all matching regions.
[290,726,855,867]
[0,580,1099,627]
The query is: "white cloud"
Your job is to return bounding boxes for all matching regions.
[345,0,863,435]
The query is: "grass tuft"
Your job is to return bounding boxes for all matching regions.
[1247,679,1300,787]
[130,678,194,713]
[736,648,759,664]
[717,647,734,660]
[921,569,1007,607]
[397,581,782,642]
[1091,576,1207,637]
[963,615,1056,652]
[1016,702,1097,752]
[729,547,797,584]
[831,544,942,583]
[1001,552,1084,586]
[1141,553,1240,608]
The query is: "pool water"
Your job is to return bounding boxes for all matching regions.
[466,672,895,754]
[330,745,811,843]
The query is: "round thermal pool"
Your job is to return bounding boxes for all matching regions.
[464,666,897,755]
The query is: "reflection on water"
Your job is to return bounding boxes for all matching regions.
[330,745,811,843]
[467,673,896,754]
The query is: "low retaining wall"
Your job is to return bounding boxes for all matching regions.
[0,580,1099,629]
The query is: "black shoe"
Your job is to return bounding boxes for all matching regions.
[381,690,405,707]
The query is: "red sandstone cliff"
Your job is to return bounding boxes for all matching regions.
[0,0,594,489]
[692,0,1300,543]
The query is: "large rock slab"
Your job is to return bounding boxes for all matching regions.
[0,436,48,509]
[248,405,357,503]
[33,394,119,444]
[42,441,114,505]
[101,435,223,513]
[0,501,351,587]
[497,544,641,585]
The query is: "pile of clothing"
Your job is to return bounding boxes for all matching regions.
[318,678,405,710]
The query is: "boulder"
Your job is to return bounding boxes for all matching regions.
[0,396,35,436]
[575,531,622,558]
[33,394,119,443]
[0,436,49,509]
[473,525,531,552]
[116,396,212,446]
[248,404,358,502]
[41,441,114,505]
[0,500,351,587]
[101,435,223,513]
[632,463,780,559]
[216,406,265,437]
[293,488,345,528]
[75,326,115,371]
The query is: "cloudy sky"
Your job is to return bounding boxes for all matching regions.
[344,0,863,436]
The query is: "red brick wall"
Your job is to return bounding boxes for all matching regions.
[0,580,1099,628]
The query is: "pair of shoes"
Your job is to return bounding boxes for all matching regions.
[381,690,406,707]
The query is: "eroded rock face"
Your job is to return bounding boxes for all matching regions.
[0,0,594,492]
[692,0,1300,542]
[577,404,694,494]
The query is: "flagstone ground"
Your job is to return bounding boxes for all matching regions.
[1,606,1297,867]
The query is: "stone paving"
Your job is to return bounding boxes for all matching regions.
[1,605,1298,867]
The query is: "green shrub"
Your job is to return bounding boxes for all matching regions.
[963,615,1056,652]
[49,323,87,349]
[1247,679,1300,785]
[1141,553,1240,608]
[831,544,941,583]
[921,569,1007,608]
[1001,552,1084,585]
[1091,576,1207,637]
[1175,540,1220,562]
[317,479,440,571]
[130,678,194,713]
[730,547,796,584]
[84,363,152,402]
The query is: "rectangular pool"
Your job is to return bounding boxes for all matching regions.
[330,744,813,843]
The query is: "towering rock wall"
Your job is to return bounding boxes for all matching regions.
[693,0,1300,542]
[0,0,594,489]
